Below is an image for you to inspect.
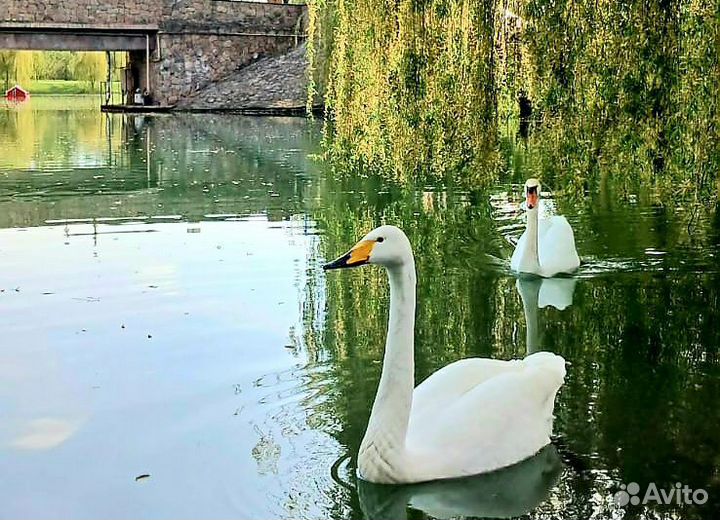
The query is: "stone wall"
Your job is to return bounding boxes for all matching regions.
[163,0,305,34]
[3,0,162,25]
[154,1,306,104]
[156,34,301,104]
[2,0,304,31]
[176,42,312,111]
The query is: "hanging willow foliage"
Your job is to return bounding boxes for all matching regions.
[308,0,502,182]
[520,0,720,203]
[309,0,719,202]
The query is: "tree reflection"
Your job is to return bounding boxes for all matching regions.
[0,110,322,228]
[306,171,720,518]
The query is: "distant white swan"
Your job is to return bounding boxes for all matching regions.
[324,225,566,484]
[510,179,580,277]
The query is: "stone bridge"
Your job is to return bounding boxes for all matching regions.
[1,0,307,106]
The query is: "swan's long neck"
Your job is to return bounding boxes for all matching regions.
[359,258,416,478]
[521,208,541,271]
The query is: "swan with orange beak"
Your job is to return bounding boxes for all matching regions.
[510,179,580,277]
[324,225,566,484]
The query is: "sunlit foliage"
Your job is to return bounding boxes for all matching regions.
[0,51,16,91]
[308,0,500,182]
[0,51,120,92]
[71,52,107,89]
[518,0,720,203]
[308,0,719,202]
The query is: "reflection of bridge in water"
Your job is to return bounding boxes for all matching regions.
[0,114,320,229]
[1,0,306,107]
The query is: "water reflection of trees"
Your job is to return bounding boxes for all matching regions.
[0,97,117,173]
[0,113,322,228]
[304,173,720,518]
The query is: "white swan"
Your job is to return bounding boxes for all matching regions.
[324,225,566,484]
[510,179,580,277]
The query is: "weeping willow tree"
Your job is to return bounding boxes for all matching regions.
[517,0,720,203]
[308,0,501,182]
[309,0,719,202]
[0,51,14,91]
[0,51,34,91]
[0,51,111,92]
[71,52,107,89]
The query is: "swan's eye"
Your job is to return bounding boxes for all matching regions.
[376,237,385,243]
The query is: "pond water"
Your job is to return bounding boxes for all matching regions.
[1,97,719,520]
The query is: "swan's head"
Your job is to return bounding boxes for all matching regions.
[524,178,541,210]
[323,225,413,270]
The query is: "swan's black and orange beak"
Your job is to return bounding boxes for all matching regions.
[323,240,375,270]
[526,185,539,210]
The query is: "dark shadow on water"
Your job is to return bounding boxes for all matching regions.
[357,445,562,520]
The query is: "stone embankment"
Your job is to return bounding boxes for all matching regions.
[176,43,319,114]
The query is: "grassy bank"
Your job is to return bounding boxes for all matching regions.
[11,80,121,95]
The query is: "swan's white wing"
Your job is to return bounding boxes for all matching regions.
[510,229,528,272]
[405,352,565,481]
[409,358,526,426]
[538,216,580,276]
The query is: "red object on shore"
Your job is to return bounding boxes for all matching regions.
[5,85,29,102]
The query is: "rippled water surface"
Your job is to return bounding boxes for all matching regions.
[1,97,720,519]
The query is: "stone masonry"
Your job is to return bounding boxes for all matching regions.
[177,42,314,112]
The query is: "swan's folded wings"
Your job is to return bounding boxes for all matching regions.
[410,358,525,425]
[405,353,565,478]
[538,216,580,274]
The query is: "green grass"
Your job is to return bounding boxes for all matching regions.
[12,80,121,95]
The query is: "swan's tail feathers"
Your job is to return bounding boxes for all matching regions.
[523,351,566,438]
[523,351,567,381]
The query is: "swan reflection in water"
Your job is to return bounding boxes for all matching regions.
[357,444,562,520]
[516,277,577,354]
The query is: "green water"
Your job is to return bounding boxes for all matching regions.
[1,98,719,519]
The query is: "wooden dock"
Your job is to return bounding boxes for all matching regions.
[101,104,176,114]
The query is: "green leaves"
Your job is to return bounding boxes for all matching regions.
[309,0,718,203]
[308,0,500,182]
